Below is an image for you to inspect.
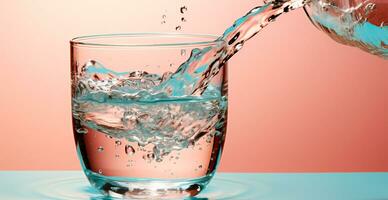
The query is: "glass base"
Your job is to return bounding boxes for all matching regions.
[84,170,214,199]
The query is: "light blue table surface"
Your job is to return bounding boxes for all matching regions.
[0,171,387,199]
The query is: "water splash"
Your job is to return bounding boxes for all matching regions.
[74,0,308,162]
[154,0,309,97]
[305,0,387,57]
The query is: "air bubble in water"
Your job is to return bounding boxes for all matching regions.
[125,145,135,156]
[76,128,88,135]
[206,134,213,143]
[143,153,155,162]
[98,169,103,174]
[180,6,187,14]
[122,111,137,130]
[97,146,104,152]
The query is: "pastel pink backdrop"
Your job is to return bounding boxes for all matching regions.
[0,0,387,172]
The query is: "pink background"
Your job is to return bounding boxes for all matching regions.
[0,0,387,172]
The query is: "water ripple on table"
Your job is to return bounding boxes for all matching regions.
[32,175,269,200]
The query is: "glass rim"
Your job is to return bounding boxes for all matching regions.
[70,33,224,48]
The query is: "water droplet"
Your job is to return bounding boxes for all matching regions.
[180,6,187,14]
[198,147,202,151]
[181,17,186,22]
[98,169,103,174]
[175,26,182,31]
[76,128,88,135]
[97,146,104,152]
[115,140,122,146]
[115,154,120,158]
[125,145,135,155]
[198,165,203,169]
[105,135,113,139]
[161,14,167,24]
[181,49,186,56]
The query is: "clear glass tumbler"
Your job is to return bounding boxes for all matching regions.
[70,33,228,199]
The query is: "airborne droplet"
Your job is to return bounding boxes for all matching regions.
[180,6,187,14]
[161,14,167,24]
[181,49,186,56]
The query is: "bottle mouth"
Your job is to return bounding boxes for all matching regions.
[70,33,225,48]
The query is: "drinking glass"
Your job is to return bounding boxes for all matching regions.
[70,33,228,199]
[304,0,387,58]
